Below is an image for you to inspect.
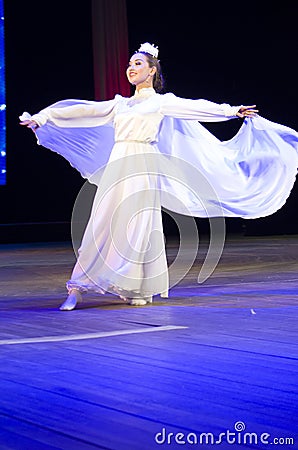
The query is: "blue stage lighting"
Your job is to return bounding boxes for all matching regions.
[0,1,6,186]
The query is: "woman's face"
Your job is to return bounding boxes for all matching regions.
[126,53,155,86]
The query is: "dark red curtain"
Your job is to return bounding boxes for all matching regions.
[92,0,131,100]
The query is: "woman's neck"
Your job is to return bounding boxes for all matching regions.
[135,82,154,92]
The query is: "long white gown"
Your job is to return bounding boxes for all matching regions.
[23,88,298,299]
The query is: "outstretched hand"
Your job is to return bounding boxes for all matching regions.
[236,105,259,119]
[19,119,39,133]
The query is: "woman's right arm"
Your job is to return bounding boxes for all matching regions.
[20,97,119,130]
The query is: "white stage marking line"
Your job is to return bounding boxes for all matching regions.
[0,325,188,346]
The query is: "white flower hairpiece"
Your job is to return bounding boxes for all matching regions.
[137,42,159,58]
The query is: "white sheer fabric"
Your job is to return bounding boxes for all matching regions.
[21,88,298,298]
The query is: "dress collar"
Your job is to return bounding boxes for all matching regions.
[134,88,156,97]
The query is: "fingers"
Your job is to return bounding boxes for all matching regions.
[244,104,257,109]
[237,112,258,118]
[19,120,39,131]
[237,105,259,119]
[244,110,259,116]
[246,108,259,114]
[242,106,259,113]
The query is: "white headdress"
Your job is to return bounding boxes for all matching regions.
[137,42,159,58]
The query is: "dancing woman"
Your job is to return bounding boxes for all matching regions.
[20,42,298,310]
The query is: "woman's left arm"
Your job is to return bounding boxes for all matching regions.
[160,93,258,122]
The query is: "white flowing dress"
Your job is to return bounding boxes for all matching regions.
[23,88,298,299]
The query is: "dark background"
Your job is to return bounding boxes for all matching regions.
[2,0,297,242]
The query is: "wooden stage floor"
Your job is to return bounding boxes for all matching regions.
[0,235,297,449]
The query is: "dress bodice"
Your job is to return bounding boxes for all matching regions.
[114,88,163,143]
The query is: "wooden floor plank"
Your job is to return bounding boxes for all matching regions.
[0,236,297,449]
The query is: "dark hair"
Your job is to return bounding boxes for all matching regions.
[140,52,165,93]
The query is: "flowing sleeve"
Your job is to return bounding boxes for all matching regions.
[20,96,121,179]
[31,97,118,128]
[160,92,240,122]
[156,100,298,219]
